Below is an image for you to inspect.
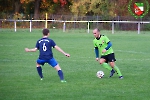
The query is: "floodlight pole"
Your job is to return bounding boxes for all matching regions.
[45,13,48,28]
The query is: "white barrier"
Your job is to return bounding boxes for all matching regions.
[1,19,150,34]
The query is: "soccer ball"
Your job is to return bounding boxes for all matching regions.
[96,71,104,78]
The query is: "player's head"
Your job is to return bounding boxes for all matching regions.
[93,28,100,38]
[42,28,49,36]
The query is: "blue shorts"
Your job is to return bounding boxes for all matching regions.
[37,58,58,67]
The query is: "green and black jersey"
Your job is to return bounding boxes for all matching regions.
[93,35,114,56]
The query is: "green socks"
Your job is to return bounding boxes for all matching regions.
[101,63,112,71]
[113,65,122,76]
[101,63,122,76]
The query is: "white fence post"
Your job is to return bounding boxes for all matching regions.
[87,21,90,33]
[63,21,66,32]
[14,21,16,32]
[138,22,140,34]
[112,22,114,34]
[30,20,32,32]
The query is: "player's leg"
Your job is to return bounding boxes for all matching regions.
[109,62,123,79]
[36,59,45,80]
[108,53,123,79]
[100,58,115,77]
[54,64,66,82]
[48,58,66,82]
[99,58,112,71]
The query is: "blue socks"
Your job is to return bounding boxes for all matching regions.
[37,66,43,78]
[58,70,64,80]
[37,67,64,80]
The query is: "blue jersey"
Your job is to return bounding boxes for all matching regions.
[36,38,56,60]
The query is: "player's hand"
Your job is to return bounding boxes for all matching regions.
[102,49,107,53]
[65,53,70,57]
[96,58,99,61]
[25,48,30,52]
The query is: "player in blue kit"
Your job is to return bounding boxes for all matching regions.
[25,28,70,82]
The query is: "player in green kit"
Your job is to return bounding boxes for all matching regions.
[93,28,123,79]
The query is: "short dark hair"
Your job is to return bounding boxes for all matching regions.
[97,28,100,32]
[94,28,100,32]
[42,28,49,35]
[96,28,100,32]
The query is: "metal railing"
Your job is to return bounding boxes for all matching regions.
[0,19,150,34]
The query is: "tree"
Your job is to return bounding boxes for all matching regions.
[20,0,67,19]
[114,0,130,16]
[89,0,110,16]
[0,0,12,13]
[33,0,41,19]
[14,0,22,14]
[70,0,110,16]
[19,0,43,19]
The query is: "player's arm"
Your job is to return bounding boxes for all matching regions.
[93,40,99,61]
[102,41,112,53]
[105,41,112,50]
[102,36,112,53]
[95,47,99,58]
[54,45,70,57]
[25,48,38,52]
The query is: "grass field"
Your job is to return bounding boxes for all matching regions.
[0,29,150,100]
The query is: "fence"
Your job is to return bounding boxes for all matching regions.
[0,19,150,34]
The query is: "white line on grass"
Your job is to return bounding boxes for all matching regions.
[117,59,150,61]
[116,50,148,54]
[0,44,14,46]
[0,57,150,62]
[1,49,150,62]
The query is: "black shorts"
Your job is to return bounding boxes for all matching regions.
[101,53,116,63]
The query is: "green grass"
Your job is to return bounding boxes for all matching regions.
[0,29,150,100]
